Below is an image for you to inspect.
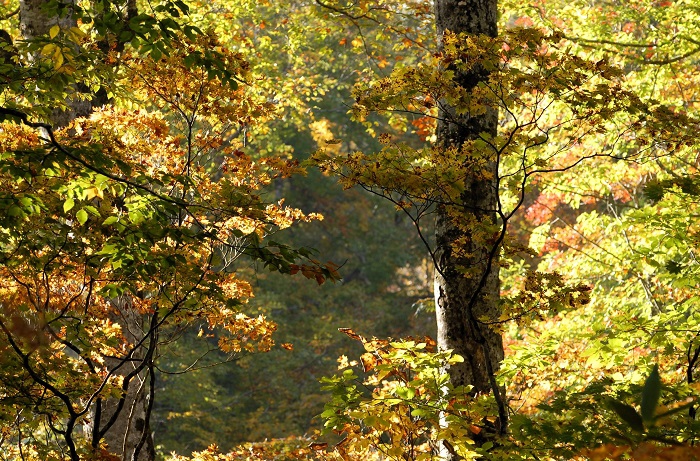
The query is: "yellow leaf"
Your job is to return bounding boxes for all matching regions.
[49,25,60,39]
[67,26,86,42]
[53,48,64,69]
[41,43,56,56]
[85,187,103,200]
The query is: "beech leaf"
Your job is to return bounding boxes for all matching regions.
[640,365,662,422]
[608,399,644,432]
[76,209,88,225]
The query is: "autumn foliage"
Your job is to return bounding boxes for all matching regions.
[0,22,339,459]
[2,0,700,459]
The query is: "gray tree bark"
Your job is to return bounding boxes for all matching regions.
[19,0,91,127]
[19,0,73,41]
[433,0,505,435]
[94,305,156,461]
[19,2,154,459]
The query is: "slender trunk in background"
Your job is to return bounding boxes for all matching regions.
[95,305,157,461]
[433,0,505,437]
[20,0,91,126]
[19,2,154,459]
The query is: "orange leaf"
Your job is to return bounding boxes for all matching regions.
[308,442,328,451]
[360,352,378,372]
[338,328,365,342]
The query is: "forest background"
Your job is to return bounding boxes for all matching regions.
[0,0,700,460]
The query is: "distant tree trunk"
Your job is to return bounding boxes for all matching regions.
[433,0,505,437]
[19,2,154,459]
[20,0,91,127]
[19,0,73,45]
[94,306,157,461]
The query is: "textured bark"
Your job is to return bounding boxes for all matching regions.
[20,2,154,458]
[433,0,504,407]
[78,305,155,461]
[19,0,72,39]
[95,306,156,461]
[19,0,91,127]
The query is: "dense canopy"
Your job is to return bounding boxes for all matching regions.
[0,0,699,460]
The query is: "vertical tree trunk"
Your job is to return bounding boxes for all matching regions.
[20,0,91,127]
[433,0,505,430]
[19,0,73,43]
[95,306,156,461]
[19,2,154,459]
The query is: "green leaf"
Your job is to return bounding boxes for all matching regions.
[183,25,200,41]
[640,365,661,422]
[101,283,124,298]
[63,198,75,212]
[410,408,431,417]
[396,386,416,400]
[84,205,100,216]
[76,208,88,225]
[128,210,144,224]
[150,47,162,61]
[608,399,644,432]
[643,180,665,203]
[7,204,23,217]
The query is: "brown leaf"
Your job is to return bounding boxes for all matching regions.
[308,442,327,451]
[338,328,364,342]
[360,352,378,372]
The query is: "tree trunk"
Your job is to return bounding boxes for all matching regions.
[20,0,91,127]
[433,0,505,431]
[94,306,156,461]
[19,2,154,459]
